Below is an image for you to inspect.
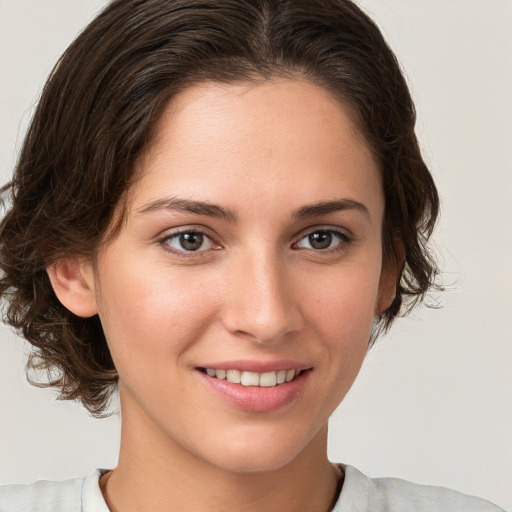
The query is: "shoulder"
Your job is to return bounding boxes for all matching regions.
[0,477,83,512]
[0,469,108,512]
[333,465,506,512]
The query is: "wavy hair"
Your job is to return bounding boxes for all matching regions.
[0,0,439,415]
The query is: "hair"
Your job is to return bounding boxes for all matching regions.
[0,0,439,415]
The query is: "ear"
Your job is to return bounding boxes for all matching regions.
[47,259,98,318]
[375,239,405,316]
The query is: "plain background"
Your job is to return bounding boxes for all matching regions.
[0,1,511,509]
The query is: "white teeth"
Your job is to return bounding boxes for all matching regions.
[285,369,296,382]
[241,371,259,386]
[204,368,304,387]
[259,371,277,387]
[215,369,226,380]
[226,369,241,384]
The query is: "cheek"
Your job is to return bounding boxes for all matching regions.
[95,260,222,372]
[301,262,381,335]
[297,256,382,382]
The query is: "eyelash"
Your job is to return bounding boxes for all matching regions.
[159,228,220,256]
[293,228,352,253]
[158,227,352,256]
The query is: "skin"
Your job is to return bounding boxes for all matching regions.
[50,79,397,512]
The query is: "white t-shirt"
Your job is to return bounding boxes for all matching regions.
[0,465,505,512]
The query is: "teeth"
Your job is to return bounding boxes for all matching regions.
[259,371,277,387]
[276,370,286,384]
[226,369,241,384]
[204,368,304,387]
[241,371,259,386]
[285,369,296,382]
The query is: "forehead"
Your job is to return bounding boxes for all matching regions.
[129,79,382,220]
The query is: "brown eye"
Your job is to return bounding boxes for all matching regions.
[163,231,215,252]
[295,230,348,251]
[308,231,332,250]
[179,232,204,251]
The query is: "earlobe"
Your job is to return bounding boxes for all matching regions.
[47,259,98,318]
[375,270,396,316]
[375,240,405,316]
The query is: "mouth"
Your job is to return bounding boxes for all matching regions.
[200,368,304,388]
[197,365,312,412]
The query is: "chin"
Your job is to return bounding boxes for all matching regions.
[199,424,324,475]
[210,448,300,475]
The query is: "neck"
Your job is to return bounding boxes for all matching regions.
[101,392,341,512]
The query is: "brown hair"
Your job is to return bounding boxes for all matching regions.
[0,0,439,415]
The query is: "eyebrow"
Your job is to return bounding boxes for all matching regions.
[137,197,369,222]
[292,199,370,220]
[137,197,238,222]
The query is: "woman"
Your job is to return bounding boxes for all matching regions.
[0,1,506,511]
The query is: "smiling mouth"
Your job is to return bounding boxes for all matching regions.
[200,368,304,388]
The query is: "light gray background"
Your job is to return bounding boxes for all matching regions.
[0,1,511,509]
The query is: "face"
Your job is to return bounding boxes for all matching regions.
[83,79,394,473]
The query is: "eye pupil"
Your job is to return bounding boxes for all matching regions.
[180,232,203,251]
[309,231,332,249]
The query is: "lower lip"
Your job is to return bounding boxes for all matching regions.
[197,370,311,413]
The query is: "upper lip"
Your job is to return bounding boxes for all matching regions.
[196,360,312,373]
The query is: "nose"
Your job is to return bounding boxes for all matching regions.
[220,250,304,345]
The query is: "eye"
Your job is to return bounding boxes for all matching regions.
[162,231,217,253]
[295,229,349,251]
